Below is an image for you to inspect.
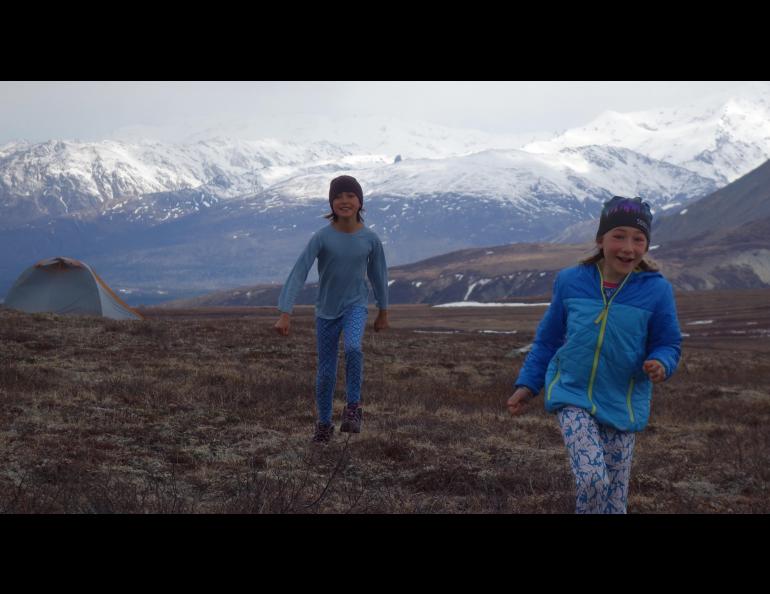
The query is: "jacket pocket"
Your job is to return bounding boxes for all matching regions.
[625,377,635,425]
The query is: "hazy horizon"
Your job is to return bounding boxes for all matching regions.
[1,81,767,145]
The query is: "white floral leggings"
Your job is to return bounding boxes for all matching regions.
[556,406,636,514]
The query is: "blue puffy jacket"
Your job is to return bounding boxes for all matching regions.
[515,263,682,432]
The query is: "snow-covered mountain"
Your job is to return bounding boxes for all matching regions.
[6,84,770,228]
[525,82,770,184]
[0,115,541,228]
[2,87,769,304]
[1,128,716,230]
[0,137,363,226]
[260,145,715,209]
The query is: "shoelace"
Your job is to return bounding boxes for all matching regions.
[345,406,359,420]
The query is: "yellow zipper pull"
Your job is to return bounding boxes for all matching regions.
[594,308,607,325]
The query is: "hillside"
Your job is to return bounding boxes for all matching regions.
[654,159,770,244]
[159,217,770,308]
[157,242,594,308]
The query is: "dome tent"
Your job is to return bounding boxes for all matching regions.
[4,257,143,320]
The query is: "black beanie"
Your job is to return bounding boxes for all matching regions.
[596,196,653,243]
[328,175,363,207]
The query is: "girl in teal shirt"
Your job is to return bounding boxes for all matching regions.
[275,175,389,443]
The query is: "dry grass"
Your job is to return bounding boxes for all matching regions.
[1,292,769,513]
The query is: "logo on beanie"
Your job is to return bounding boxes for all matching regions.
[606,200,646,217]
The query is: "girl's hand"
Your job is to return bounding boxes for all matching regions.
[274,313,291,336]
[507,387,534,416]
[643,359,666,383]
[374,310,389,332]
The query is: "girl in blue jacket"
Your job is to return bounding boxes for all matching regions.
[275,175,389,443]
[507,196,681,513]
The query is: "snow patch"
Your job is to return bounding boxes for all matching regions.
[435,301,550,308]
[463,278,492,300]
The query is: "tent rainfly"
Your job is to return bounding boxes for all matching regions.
[4,257,143,320]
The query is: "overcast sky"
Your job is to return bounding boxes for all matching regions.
[0,81,765,145]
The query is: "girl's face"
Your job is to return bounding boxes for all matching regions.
[332,191,361,220]
[597,226,648,281]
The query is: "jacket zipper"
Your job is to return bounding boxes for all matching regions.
[586,264,632,414]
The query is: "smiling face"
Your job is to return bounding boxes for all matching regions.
[331,191,362,220]
[597,225,648,282]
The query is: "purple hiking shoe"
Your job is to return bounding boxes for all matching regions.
[340,403,363,433]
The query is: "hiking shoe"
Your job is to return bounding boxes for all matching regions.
[312,422,334,443]
[340,404,363,433]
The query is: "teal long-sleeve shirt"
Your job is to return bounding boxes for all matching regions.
[278,224,389,319]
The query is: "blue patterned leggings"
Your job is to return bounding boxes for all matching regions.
[315,306,368,424]
[556,406,636,514]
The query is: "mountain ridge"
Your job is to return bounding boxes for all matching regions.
[3,87,770,303]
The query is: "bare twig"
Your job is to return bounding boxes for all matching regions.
[304,433,352,511]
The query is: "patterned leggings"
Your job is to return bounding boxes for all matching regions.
[315,306,368,424]
[556,406,636,514]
